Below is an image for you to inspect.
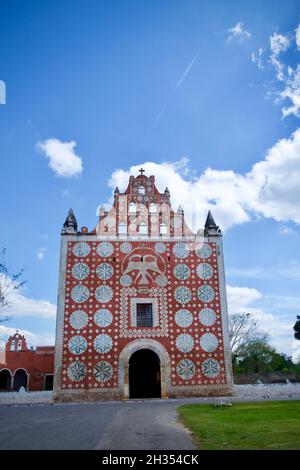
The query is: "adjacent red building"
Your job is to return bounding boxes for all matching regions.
[0,331,54,391]
[54,170,233,401]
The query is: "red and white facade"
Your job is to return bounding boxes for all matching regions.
[54,171,233,400]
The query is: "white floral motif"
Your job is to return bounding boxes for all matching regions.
[173,242,189,259]
[175,309,193,328]
[67,362,86,382]
[68,335,87,355]
[96,263,114,280]
[120,274,132,287]
[94,309,113,328]
[69,310,88,330]
[94,361,113,382]
[156,274,168,287]
[154,242,166,254]
[198,285,214,302]
[72,263,90,280]
[175,286,192,304]
[97,242,114,257]
[95,285,113,303]
[71,285,89,303]
[196,263,213,280]
[176,333,194,352]
[197,243,212,259]
[200,333,218,352]
[73,242,90,257]
[120,242,132,254]
[174,263,190,280]
[94,334,113,353]
[176,359,195,380]
[202,358,220,378]
[199,308,216,326]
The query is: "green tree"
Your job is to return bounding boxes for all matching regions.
[293,315,300,341]
[0,247,26,322]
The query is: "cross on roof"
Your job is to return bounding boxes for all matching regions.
[139,168,145,176]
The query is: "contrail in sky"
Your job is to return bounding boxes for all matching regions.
[176,52,199,89]
[132,49,200,159]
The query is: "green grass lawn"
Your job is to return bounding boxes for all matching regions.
[178,400,300,450]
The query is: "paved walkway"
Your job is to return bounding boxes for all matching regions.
[0,399,194,450]
[1,393,300,450]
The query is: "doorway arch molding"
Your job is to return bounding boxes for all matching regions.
[118,339,171,399]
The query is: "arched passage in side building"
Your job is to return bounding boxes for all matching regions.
[13,369,28,391]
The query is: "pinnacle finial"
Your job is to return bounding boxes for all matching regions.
[62,208,78,232]
[204,210,220,236]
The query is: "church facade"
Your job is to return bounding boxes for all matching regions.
[54,170,233,401]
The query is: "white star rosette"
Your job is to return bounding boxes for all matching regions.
[73,242,90,257]
[97,241,114,257]
[96,263,114,280]
[156,274,168,287]
[72,262,90,280]
[94,333,113,354]
[196,243,212,259]
[175,309,193,328]
[176,359,195,380]
[202,358,220,378]
[198,308,216,326]
[67,361,86,382]
[154,242,166,254]
[68,335,88,355]
[69,310,88,330]
[94,308,113,328]
[198,285,214,303]
[95,285,113,303]
[196,263,213,280]
[120,242,132,254]
[200,333,218,352]
[173,242,189,259]
[94,361,113,382]
[173,263,190,280]
[176,333,194,352]
[71,285,90,303]
[174,286,192,304]
[120,274,132,287]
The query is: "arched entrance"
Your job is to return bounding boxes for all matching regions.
[129,349,161,398]
[13,369,28,391]
[0,370,11,391]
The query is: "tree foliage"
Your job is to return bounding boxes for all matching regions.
[293,315,300,341]
[229,312,297,374]
[0,247,26,322]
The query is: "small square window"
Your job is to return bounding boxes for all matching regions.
[136,303,153,327]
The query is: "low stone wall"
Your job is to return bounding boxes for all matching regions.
[1,383,300,405]
[0,391,53,405]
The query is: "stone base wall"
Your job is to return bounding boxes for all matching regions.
[53,385,234,402]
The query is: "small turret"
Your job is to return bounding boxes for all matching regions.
[204,210,221,236]
[62,208,78,234]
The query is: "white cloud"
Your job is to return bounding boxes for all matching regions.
[37,247,46,261]
[296,24,300,50]
[0,324,55,351]
[108,128,300,231]
[251,48,264,69]
[36,138,83,177]
[62,189,71,198]
[227,260,300,281]
[0,275,56,319]
[226,285,296,357]
[227,22,251,42]
[278,225,298,236]
[270,32,290,56]
[280,64,300,118]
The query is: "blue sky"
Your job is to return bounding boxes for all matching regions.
[1,0,300,360]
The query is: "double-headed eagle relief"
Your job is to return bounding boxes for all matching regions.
[122,250,166,286]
